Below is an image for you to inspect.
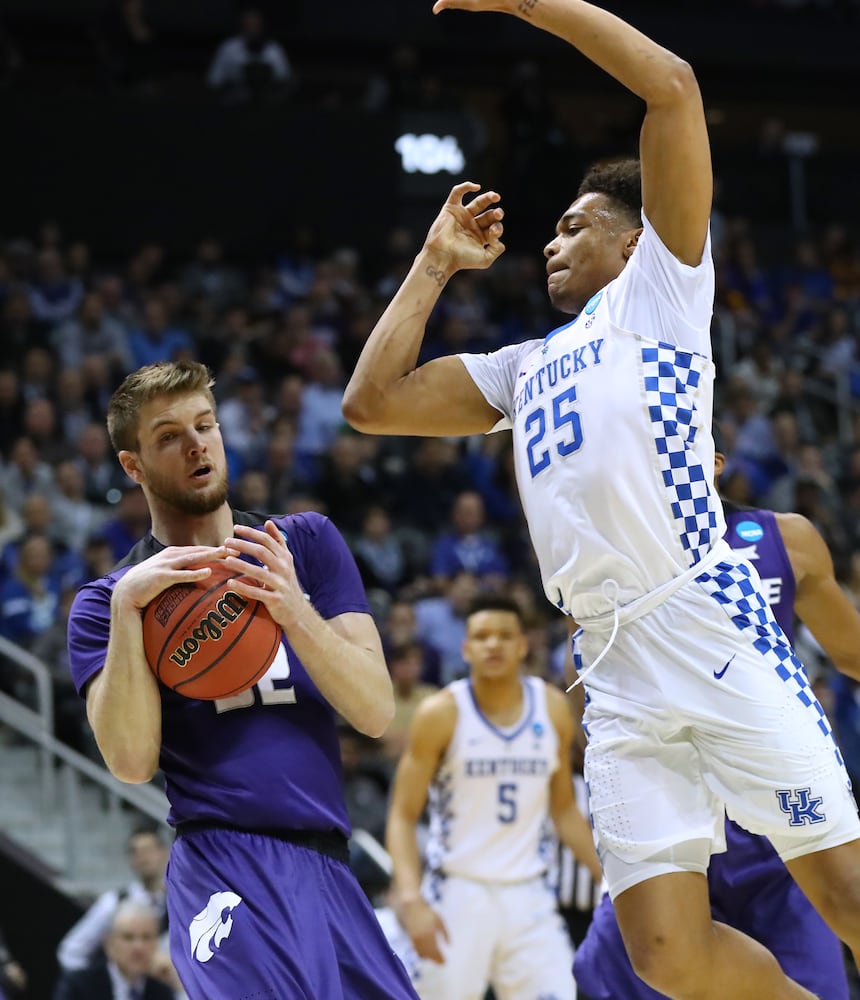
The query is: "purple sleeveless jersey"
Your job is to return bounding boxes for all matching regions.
[574,503,849,1000]
[68,510,419,999]
[68,510,362,834]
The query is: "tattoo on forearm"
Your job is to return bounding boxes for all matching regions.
[425,265,447,287]
[518,0,538,18]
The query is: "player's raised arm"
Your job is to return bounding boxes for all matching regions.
[779,512,860,681]
[433,0,711,265]
[341,182,505,437]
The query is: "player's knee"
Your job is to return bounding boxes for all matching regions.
[626,934,705,998]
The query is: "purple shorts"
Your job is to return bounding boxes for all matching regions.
[167,827,418,1000]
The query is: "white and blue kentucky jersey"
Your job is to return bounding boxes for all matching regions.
[460,213,721,622]
[425,676,559,883]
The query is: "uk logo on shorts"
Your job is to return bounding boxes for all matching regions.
[189,890,243,963]
[776,788,826,826]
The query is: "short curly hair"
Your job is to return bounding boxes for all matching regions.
[576,158,642,229]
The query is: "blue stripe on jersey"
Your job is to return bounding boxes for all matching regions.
[696,559,845,768]
[467,679,535,741]
[642,343,717,566]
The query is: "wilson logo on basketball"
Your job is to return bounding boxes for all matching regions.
[169,591,249,669]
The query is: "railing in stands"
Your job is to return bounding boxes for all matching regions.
[0,688,169,890]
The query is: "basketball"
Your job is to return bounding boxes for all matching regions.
[142,560,282,700]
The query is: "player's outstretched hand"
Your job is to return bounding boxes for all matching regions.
[423,182,505,272]
[400,897,450,964]
[113,545,228,611]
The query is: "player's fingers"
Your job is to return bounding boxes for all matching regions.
[446,180,480,206]
[467,191,501,216]
[264,520,289,547]
[232,523,282,556]
[436,916,450,944]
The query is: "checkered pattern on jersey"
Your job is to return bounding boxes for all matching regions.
[642,343,717,567]
[696,559,845,767]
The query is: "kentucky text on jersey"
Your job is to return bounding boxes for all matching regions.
[464,758,551,778]
[512,338,604,419]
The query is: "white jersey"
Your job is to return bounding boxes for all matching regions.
[425,676,559,883]
[460,214,721,623]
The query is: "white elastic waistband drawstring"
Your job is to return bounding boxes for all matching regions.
[566,578,620,692]
[565,539,732,692]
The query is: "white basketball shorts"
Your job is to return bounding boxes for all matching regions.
[413,872,576,1000]
[575,556,859,899]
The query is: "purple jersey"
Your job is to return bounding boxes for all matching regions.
[723,504,796,642]
[574,502,849,1000]
[67,510,369,836]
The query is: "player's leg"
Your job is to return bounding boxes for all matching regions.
[612,869,819,999]
[491,877,575,1000]
[573,892,670,1000]
[708,825,850,1000]
[785,837,860,973]
[317,854,419,999]
[410,875,497,1000]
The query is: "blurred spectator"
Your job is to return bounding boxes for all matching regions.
[75,423,132,507]
[430,490,509,588]
[388,437,472,534]
[0,534,62,650]
[92,0,161,97]
[27,249,84,328]
[352,504,412,595]
[0,925,26,999]
[2,493,85,591]
[22,397,68,465]
[55,368,99,449]
[216,367,274,464]
[180,239,246,312]
[380,599,441,687]
[315,433,379,534]
[379,641,438,764]
[54,900,175,1000]
[0,494,23,564]
[295,349,348,464]
[129,296,195,370]
[51,291,133,376]
[52,460,109,553]
[2,436,54,513]
[80,538,116,585]
[30,588,98,759]
[2,289,47,357]
[97,486,151,563]
[231,468,272,513]
[20,346,56,402]
[207,6,294,106]
[363,43,423,114]
[0,370,24,458]
[413,570,481,684]
[338,725,389,843]
[56,825,171,977]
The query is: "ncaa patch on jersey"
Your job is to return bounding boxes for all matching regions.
[735,520,764,543]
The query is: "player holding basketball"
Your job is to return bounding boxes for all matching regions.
[67,361,418,999]
[387,594,601,999]
[574,429,860,1000]
[342,1,860,996]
